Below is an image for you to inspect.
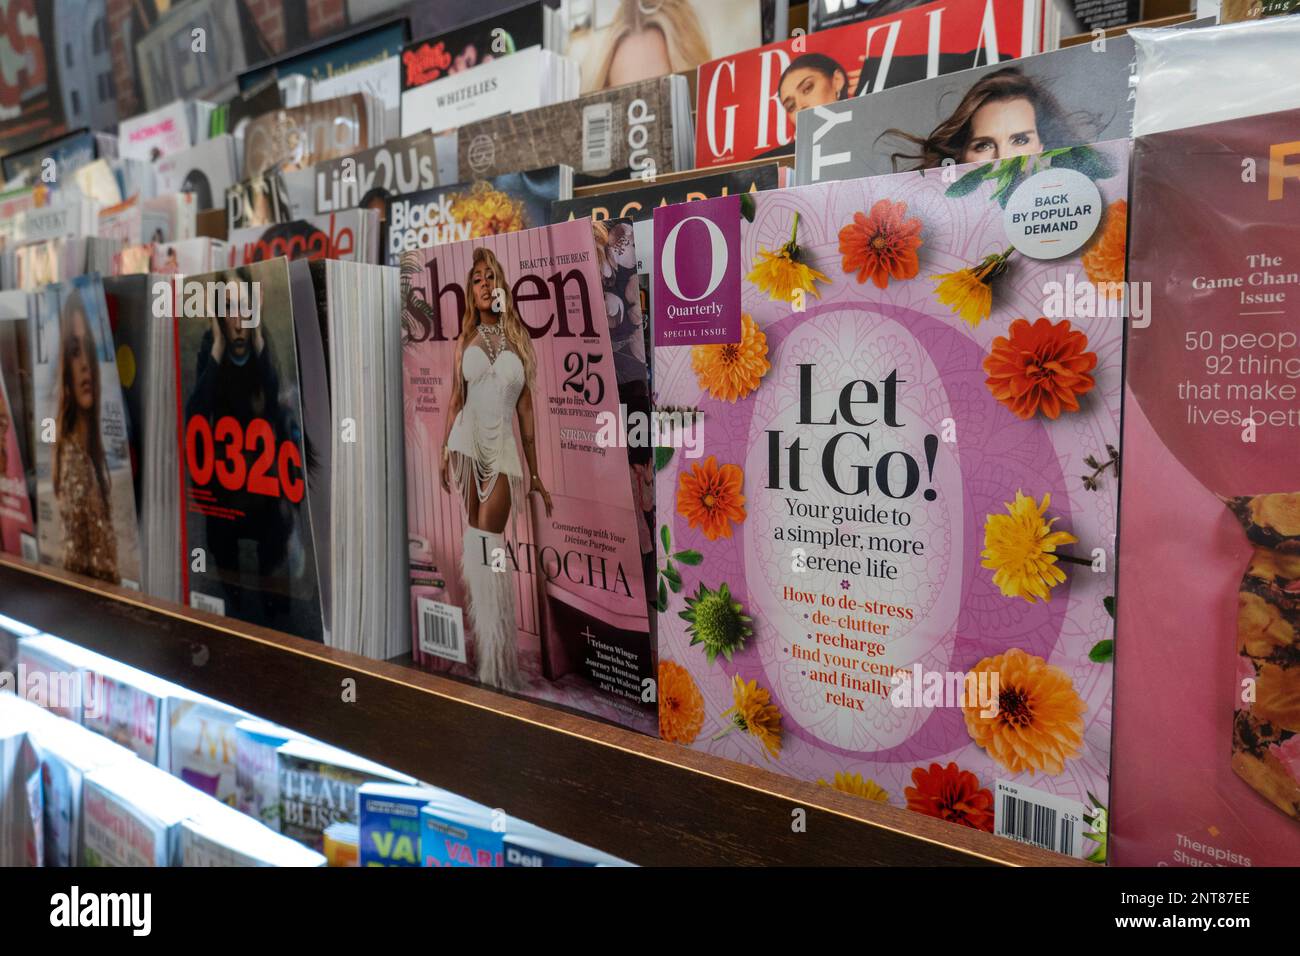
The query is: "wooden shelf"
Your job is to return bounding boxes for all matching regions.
[1060,11,1197,46]
[0,554,1084,867]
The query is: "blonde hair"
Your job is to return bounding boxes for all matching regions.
[591,219,612,269]
[459,247,537,389]
[591,0,710,90]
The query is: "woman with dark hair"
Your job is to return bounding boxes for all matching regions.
[181,169,214,210]
[884,68,1097,171]
[779,53,850,118]
[52,289,118,584]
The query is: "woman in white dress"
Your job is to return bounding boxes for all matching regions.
[440,248,553,690]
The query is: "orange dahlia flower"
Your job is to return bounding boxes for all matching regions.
[963,648,1086,775]
[690,312,770,402]
[904,762,995,832]
[983,317,1097,420]
[1081,199,1127,297]
[676,456,746,541]
[838,199,923,289]
[659,660,705,743]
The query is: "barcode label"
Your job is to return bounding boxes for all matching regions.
[581,102,613,173]
[190,591,225,615]
[19,533,37,563]
[418,597,466,664]
[994,780,1084,858]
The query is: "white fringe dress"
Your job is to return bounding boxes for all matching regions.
[445,342,526,690]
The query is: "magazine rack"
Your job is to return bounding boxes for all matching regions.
[0,554,1083,867]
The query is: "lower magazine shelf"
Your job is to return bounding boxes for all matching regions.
[0,554,1084,867]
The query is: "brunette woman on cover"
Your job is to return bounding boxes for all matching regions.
[439,248,553,691]
[590,0,710,89]
[779,53,850,118]
[52,290,118,584]
[884,68,1096,171]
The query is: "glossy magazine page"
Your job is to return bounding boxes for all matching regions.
[174,260,325,642]
[696,0,1050,169]
[400,217,654,732]
[0,360,35,559]
[794,37,1136,184]
[228,211,379,265]
[652,139,1130,858]
[400,3,550,92]
[31,276,143,589]
[384,167,566,265]
[242,95,375,179]
[562,0,762,94]
[1111,107,1300,866]
[0,297,38,523]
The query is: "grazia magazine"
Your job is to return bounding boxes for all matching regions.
[652,139,1131,860]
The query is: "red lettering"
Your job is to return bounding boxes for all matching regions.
[186,415,214,486]
[277,435,305,504]
[184,415,305,503]
[214,415,246,491]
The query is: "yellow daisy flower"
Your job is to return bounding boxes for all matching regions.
[717,674,782,760]
[981,491,1078,603]
[818,771,890,802]
[931,248,1013,328]
[747,212,829,305]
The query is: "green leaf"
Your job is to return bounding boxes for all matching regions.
[664,566,683,592]
[674,549,703,566]
[654,445,674,472]
[991,163,1027,209]
[1103,595,1115,619]
[1048,145,1117,182]
[1088,639,1114,664]
[945,165,988,198]
[740,193,756,222]
[657,579,668,613]
[660,524,671,552]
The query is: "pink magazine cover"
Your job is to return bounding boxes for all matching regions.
[1111,108,1300,867]
[0,368,35,559]
[400,217,656,733]
[652,140,1131,859]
